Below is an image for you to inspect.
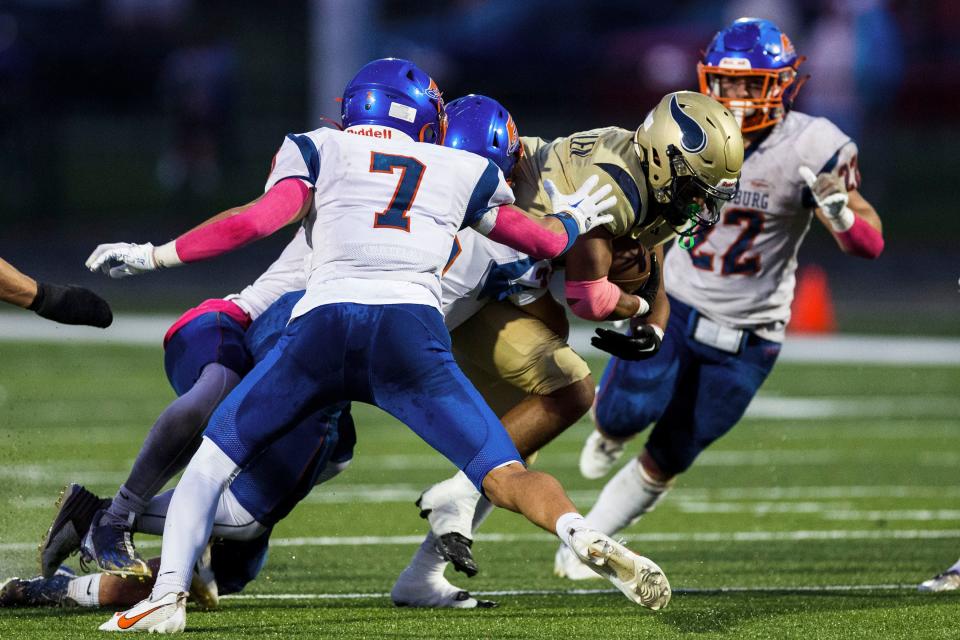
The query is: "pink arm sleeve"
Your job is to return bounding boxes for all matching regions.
[484,205,570,259]
[164,298,251,346]
[174,179,312,263]
[835,215,884,259]
[565,277,621,321]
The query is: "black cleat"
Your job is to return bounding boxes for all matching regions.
[454,590,497,608]
[434,532,479,577]
[39,484,110,579]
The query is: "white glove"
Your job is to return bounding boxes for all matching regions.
[543,174,617,234]
[799,166,854,231]
[85,242,157,279]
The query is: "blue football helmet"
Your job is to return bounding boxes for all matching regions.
[341,58,446,143]
[443,94,522,178]
[697,18,807,132]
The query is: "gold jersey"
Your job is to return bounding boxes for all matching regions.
[513,127,675,247]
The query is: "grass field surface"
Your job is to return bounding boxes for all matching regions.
[0,341,958,638]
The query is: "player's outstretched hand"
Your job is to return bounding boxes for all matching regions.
[544,174,617,234]
[799,166,852,228]
[85,242,157,279]
[29,282,113,328]
[591,324,663,361]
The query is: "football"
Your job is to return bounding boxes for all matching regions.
[608,236,652,293]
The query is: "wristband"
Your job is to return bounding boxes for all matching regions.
[632,294,650,317]
[545,212,580,255]
[153,241,182,268]
[826,206,856,233]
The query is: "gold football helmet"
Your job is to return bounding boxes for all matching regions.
[633,91,744,235]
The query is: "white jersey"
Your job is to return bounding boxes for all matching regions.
[225,227,311,321]
[440,230,551,331]
[664,112,860,342]
[263,125,514,319]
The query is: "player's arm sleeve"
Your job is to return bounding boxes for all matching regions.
[466,160,578,259]
[225,226,311,320]
[563,232,647,321]
[151,135,318,267]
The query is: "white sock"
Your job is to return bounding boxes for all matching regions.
[471,496,495,532]
[555,512,586,548]
[152,438,239,598]
[948,558,960,573]
[66,573,101,608]
[407,532,449,581]
[583,457,673,535]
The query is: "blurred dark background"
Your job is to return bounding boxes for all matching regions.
[0,0,956,334]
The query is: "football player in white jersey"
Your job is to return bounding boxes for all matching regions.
[560,18,885,579]
[84,59,670,631]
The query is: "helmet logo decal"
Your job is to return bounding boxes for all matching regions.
[780,33,795,58]
[505,114,520,154]
[670,95,707,154]
[425,79,442,102]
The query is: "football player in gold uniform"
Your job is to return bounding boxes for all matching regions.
[393,91,744,608]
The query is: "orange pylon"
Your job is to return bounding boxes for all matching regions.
[789,264,837,334]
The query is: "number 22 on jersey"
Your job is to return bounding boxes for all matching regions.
[689,208,764,276]
[370,152,426,232]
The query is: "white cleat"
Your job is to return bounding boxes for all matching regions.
[919,569,960,593]
[567,529,671,610]
[98,591,187,633]
[188,544,219,610]
[554,543,603,581]
[579,430,627,480]
[390,565,496,609]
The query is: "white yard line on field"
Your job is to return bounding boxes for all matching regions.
[8,482,960,509]
[1,312,958,365]
[3,528,958,554]
[222,583,918,602]
[676,503,960,521]
[744,396,960,419]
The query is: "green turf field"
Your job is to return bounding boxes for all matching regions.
[0,342,958,638]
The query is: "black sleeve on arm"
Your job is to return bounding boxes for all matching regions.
[29,282,114,328]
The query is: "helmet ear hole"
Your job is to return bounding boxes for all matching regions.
[492,130,501,149]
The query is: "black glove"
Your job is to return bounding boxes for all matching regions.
[591,325,662,361]
[633,253,660,312]
[28,282,113,328]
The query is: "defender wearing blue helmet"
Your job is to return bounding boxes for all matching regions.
[563,17,886,580]
[698,17,806,133]
[341,58,447,143]
[443,94,522,178]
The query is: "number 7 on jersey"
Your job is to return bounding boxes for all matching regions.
[370,152,426,232]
